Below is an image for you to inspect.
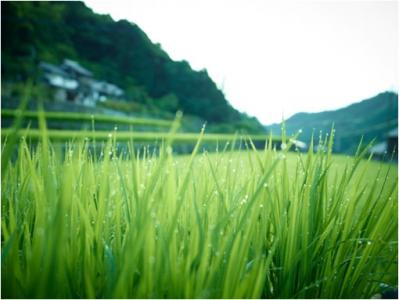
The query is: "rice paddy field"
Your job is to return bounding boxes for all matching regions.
[1,111,398,298]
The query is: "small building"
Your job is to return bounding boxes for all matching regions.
[39,59,124,107]
[387,128,398,156]
[39,62,79,102]
[89,80,124,101]
[369,127,398,161]
[291,139,307,152]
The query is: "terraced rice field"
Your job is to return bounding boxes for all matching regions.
[1,116,397,298]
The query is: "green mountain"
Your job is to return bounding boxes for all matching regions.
[1,1,265,134]
[267,92,398,154]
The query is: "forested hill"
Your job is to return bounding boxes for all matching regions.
[1,1,265,133]
[267,91,398,154]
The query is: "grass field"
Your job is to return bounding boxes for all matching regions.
[1,109,173,127]
[0,128,279,143]
[1,115,397,298]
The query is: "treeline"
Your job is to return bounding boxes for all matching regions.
[1,1,265,134]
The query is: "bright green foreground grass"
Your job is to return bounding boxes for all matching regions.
[1,129,397,298]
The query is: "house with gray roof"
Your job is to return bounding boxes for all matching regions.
[39,59,124,107]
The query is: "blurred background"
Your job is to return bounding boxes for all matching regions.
[1,1,398,157]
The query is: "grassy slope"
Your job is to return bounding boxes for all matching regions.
[1,132,397,298]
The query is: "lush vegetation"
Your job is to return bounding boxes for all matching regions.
[1,1,265,133]
[1,109,278,149]
[268,91,398,154]
[1,114,397,298]
[0,128,276,144]
[1,2,398,298]
[1,109,173,128]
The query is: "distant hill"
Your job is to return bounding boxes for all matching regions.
[1,1,265,134]
[267,92,398,154]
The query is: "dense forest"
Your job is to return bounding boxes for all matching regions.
[267,91,398,153]
[1,1,265,133]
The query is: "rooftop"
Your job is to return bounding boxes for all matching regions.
[39,62,69,77]
[62,59,92,77]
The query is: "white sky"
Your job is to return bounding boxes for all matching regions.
[84,0,398,124]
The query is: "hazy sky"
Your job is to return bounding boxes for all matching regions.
[84,0,398,124]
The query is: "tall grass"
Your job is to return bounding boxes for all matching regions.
[1,120,397,298]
